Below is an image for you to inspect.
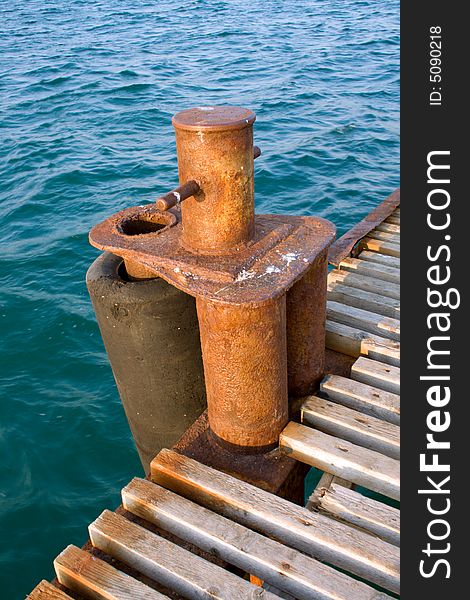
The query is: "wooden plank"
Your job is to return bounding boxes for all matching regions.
[339,258,400,284]
[27,581,73,600]
[327,301,400,341]
[358,251,400,270]
[384,216,400,225]
[327,281,400,319]
[301,396,400,459]
[352,357,400,394]
[328,270,400,300]
[366,230,400,244]
[376,222,400,234]
[89,510,277,600]
[321,374,400,425]
[280,423,400,501]
[306,472,352,511]
[319,484,400,546]
[54,545,167,600]
[151,449,400,594]
[361,238,400,258]
[122,478,391,600]
[326,320,400,366]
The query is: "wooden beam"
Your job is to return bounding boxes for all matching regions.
[122,478,391,600]
[366,230,400,244]
[376,223,400,234]
[326,320,400,366]
[318,483,400,547]
[328,270,400,300]
[27,581,73,600]
[280,422,400,501]
[361,238,400,258]
[89,510,276,600]
[358,251,400,269]
[301,396,400,459]
[151,449,400,594]
[352,357,400,394]
[54,545,167,600]
[327,301,400,341]
[321,374,400,425]
[306,472,352,511]
[339,258,400,284]
[327,281,400,319]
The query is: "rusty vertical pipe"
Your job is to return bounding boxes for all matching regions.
[172,106,256,254]
[286,248,329,398]
[196,296,289,451]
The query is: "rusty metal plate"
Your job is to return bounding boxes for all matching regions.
[89,205,336,305]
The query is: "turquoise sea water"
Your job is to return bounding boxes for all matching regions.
[0,1,399,596]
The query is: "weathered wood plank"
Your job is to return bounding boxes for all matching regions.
[384,216,400,225]
[89,510,276,600]
[280,422,400,501]
[327,301,400,341]
[361,238,400,258]
[319,484,400,546]
[306,472,353,511]
[328,270,400,300]
[27,581,73,600]
[151,449,400,594]
[366,230,400,244]
[301,396,400,459]
[327,281,400,319]
[339,258,400,284]
[122,478,391,600]
[321,374,400,425]
[352,357,400,394]
[358,251,400,270]
[54,545,167,600]
[326,320,400,366]
[376,223,400,234]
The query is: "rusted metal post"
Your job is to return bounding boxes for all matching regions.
[89,105,337,456]
[197,296,288,451]
[286,248,328,398]
[171,107,289,451]
[172,106,256,254]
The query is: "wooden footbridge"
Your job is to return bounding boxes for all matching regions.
[29,197,400,600]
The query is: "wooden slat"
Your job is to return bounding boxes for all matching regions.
[122,478,391,600]
[280,422,400,501]
[352,357,400,394]
[326,320,400,366]
[318,484,400,547]
[89,510,276,600]
[361,238,400,258]
[27,581,73,600]
[339,258,400,284]
[54,545,167,600]
[384,216,400,225]
[306,472,352,511]
[151,449,400,594]
[376,223,400,234]
[301,396,400,459]
[328,270,400,300]
[327,301,400,341]
[327,281,400,319]
[366,230,400,244]
[321,374,400,425]
[358,251,400,270]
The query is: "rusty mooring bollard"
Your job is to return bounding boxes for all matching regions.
[89,106,336,454]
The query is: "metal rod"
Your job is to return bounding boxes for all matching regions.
[155,146,262,213]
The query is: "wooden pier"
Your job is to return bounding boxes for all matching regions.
[29,198,400,600]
